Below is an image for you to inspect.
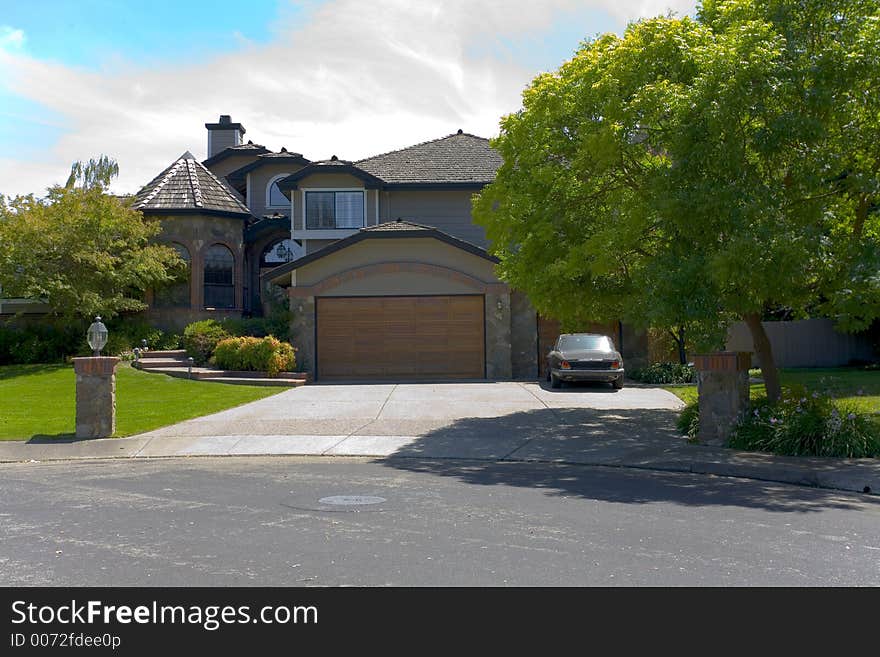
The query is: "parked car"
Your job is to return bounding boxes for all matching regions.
[545,333,625,389]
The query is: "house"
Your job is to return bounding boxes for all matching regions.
[132,115,639,381]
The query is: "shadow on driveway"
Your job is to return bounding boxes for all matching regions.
[378,407,872,514]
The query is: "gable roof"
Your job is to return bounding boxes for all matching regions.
[276,156,384,193]
[202,141,270,167]
[262,219,498,285]
[132,151,251,218]
[225,149,311,187]
[355,130,502,187]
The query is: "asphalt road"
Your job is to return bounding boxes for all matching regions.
[1,457,878,586]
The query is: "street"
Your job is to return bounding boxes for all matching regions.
[1,457,878,586]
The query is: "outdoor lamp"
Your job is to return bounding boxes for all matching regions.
[87,316,109,356]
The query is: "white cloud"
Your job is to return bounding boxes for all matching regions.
[0,0,697,197]
[0,26,25,50]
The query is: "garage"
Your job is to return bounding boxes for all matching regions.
[316,295,485,380]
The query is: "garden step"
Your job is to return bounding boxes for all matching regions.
[200,377,305,387]
[134,365,305,387]
[135,359,192,369]
[139,350,188,359]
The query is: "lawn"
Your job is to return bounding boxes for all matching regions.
[667,367,880,413]
[0,363,290,440]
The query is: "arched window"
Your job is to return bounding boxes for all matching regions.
[204,244,235,309]
[154,243,191,308]
[266,174,290,208]
[261,238,303,267]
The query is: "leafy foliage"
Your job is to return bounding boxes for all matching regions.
[211,336,296,377]
[629,362,696,384]
[0,159,184,320]
[729,389,880,458]
[473,0,880,402]
[182,320,231,366]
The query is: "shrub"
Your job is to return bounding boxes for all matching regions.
[0,320,85,364]
[729,389,880,458]
[629,362,696,384]
[211,335,296,377]
[677,401,700,441]
[102,317,183,357]
[182,320,230,365]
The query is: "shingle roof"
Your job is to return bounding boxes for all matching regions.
[355,131,502,186]
[362,219,432,231]
[202,140,270,167]
[132,151,251,217]
[225,150,311,187]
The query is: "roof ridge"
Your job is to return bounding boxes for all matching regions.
[355,131,489,165]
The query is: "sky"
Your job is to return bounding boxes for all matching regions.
[0,0,697,197]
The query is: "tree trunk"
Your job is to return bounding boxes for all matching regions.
[743,312,781,403]
[668,327,688,364]
[676,326,687,365]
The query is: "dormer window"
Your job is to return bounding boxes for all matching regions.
[267,174,291,208]
[305,190,364,229]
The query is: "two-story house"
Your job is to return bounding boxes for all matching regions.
[132,115,633,381]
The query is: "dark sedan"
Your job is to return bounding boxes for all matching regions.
[546,333,625,389]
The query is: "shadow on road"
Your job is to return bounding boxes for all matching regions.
[378,407,871,513]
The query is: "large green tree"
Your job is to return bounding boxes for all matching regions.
[0,157,184,321]
[473,0,880,402]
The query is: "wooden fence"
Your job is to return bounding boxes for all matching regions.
[725,318,876,368]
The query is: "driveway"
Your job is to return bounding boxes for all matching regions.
[132,382,685,460]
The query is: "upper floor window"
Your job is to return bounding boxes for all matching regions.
[266,174,290,208]
[305,190,364,229]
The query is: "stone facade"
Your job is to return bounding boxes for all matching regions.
[73,357,119,439]
[510,290,538,380]
[485,292,512,379]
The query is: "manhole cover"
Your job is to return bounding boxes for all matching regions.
[318,495,386,506]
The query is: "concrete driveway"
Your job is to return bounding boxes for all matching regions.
[133,381,685,460]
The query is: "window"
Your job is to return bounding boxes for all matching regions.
[154,243,191,308]
[204,244,235,309]
[261,238,303,266]
[305,191,364,229]
[267,175,290,208]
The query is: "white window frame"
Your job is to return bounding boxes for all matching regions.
[301,187,367,230]
[266,173,292,209]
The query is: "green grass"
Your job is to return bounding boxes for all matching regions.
[0,363,290,440]
[665,367,880,413]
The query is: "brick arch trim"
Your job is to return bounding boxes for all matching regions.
[289,261,508,297]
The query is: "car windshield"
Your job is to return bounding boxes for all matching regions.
[557,335,612,351]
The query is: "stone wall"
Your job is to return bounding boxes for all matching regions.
[510,290,538,379]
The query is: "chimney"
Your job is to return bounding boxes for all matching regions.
[205,114,246,158]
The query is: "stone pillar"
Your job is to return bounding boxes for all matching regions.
[289,292,315,376]
[72,357,120,439]
[693,352,751,446]
[485,292,512,379]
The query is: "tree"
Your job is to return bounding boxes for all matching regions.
[473,0,880,402]
[0,158,184,321]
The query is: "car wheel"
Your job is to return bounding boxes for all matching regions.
[550,373,561,389]
[613,377,624,390]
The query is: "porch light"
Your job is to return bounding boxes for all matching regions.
[87,316,109,356]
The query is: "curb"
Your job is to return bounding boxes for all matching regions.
[0,448,875,498]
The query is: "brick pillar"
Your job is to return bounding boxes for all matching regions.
[72,357,120,439]
[692,352,751,446]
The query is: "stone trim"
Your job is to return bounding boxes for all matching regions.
[73,357,120,376]
[693,352,751,372]
[289,261,508,297]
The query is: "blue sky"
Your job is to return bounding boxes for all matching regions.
[0,0,695,196]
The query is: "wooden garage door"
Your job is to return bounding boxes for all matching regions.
[316,296,485,380]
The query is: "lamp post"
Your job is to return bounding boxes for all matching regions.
[72,316,119,439]
[87,316,108,356]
